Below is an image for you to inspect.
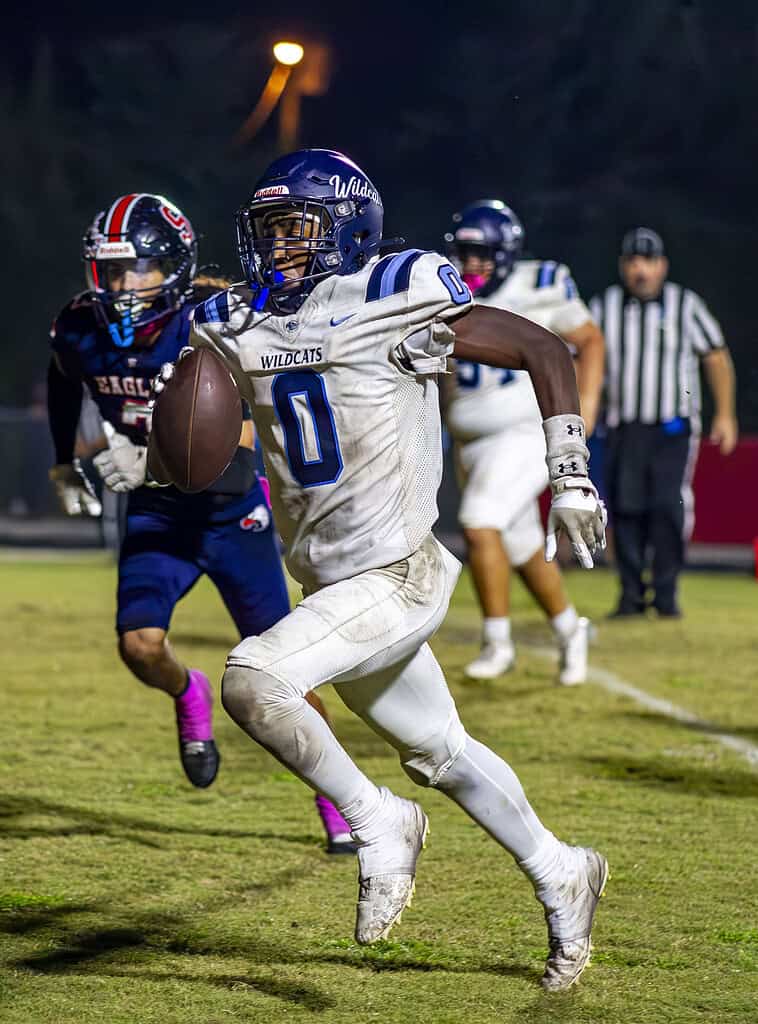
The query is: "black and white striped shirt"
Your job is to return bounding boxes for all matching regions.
[590,282,724,428]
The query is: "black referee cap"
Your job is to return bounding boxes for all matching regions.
[621,227,665,259]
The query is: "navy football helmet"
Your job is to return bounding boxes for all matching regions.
[83,193,198,347]
[444,200,524,297]
[236,149,384,313]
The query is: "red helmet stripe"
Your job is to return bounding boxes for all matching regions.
[103,193,144,239]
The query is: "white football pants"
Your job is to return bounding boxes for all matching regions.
[221,534,551,862]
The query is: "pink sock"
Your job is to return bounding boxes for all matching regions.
[315,794,351,839]
[175,670,213,743]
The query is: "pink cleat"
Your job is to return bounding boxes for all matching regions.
[174,669,220,788]
[315,794,358,855]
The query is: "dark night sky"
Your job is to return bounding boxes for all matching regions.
[4,0,757,427]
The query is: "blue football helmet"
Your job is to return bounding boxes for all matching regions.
[444,200,524,297]
[236,149,384,313]
[83,193,198,347]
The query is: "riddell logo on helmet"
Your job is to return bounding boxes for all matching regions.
[255,186,291,198]
[95,242,137,259]
[329,175,382,206]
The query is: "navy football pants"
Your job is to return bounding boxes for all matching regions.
[116,502,290,639]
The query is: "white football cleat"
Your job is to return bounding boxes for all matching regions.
[354,789,428,945]
[557,617,590,686]
[464,643,516,680]
[539,846,609,992]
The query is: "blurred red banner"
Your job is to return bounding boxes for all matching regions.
[691,436,758,544]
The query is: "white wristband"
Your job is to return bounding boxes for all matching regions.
[543,414,589,486]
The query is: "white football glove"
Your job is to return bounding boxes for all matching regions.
[49,461,102,517]
[93,421,148,493]
[543,413,607,569]
[150,346,192,397]
[545,479,607,569]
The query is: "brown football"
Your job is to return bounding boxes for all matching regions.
[149,347,243,493]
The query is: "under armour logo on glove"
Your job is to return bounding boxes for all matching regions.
[543,414,590,491]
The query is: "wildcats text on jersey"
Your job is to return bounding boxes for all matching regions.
[259,347,324,371]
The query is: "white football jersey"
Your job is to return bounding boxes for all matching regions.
[445,259,593,441]
[190,250,472,591]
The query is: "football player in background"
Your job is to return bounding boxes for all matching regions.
[443,201,605,684]
[157,150,609,990]
[47,193,356,853]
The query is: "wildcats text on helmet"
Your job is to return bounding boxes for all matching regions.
[329,175,382,206]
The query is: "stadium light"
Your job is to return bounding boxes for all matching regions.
[235,39,330,152]
[273,41,304,67]
[234,41,306,148]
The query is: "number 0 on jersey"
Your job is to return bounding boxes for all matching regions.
[272,371,344,488]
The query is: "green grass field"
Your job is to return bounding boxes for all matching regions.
[1,552,756,1023]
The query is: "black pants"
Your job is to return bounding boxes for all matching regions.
[605,421,693,613]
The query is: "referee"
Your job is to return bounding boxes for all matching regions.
[590,227,738,618]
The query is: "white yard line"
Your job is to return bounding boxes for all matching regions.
[0,548,111,563]
[526,644,758,768]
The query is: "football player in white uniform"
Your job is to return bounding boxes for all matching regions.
[443,201,605,683]
[154,150,608,991]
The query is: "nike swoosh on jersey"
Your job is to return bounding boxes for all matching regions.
[330,313,356,327]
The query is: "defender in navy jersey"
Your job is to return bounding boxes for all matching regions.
[47,193,357,852]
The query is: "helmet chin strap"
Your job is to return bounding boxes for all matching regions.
[250,285,270,312]
[250,268,286,311]
[251,266,307,309]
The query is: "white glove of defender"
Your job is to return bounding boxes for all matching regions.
[151,361,175,396]
[150,346,192,397]
[49,461,102,516]
[543,414,607,569]
[93,421,148,493]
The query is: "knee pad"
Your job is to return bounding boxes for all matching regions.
[399,716,467,788]
[221,662,298,739]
